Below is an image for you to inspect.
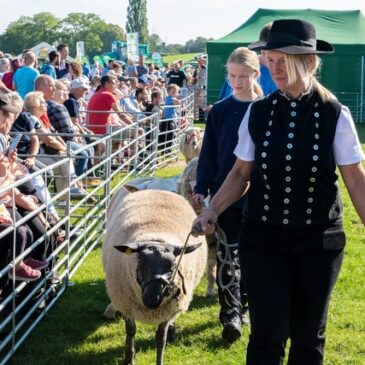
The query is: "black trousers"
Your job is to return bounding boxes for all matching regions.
[217,207,245,322]
[239,223,344,365]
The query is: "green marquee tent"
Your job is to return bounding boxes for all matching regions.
[207,8,365,121]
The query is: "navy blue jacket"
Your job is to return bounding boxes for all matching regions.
[194,95,251,208]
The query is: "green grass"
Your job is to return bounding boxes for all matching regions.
[7,125,365,365]
[163,53,201,66]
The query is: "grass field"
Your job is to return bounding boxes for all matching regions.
[163,53,201,66]
[7,125,365,365]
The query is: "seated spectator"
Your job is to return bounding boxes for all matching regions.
[34,77,88,199]
[0,200,46,282]
[44,79,92,178]
[64,77,100,185]
[2,58,22,90]
[89,61,101,80]
[8,93,61,224]
[117,76,131,98]
[87,75,134,135]
[85,75,100,102]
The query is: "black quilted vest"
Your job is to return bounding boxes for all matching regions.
[244,89,342,228]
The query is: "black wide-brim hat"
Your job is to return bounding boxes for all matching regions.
[248,19,334,54]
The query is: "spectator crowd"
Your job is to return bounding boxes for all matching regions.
[0,45,205,290]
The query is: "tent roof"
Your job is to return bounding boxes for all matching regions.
[211,8,365,46]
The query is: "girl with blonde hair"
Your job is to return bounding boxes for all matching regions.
[192,47,262,342]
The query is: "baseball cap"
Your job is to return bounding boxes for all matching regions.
[0,93,22,114]
[70,77,90,90]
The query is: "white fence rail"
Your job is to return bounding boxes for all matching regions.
[0,93,194,364]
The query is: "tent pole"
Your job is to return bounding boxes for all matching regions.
[361,56,364,122]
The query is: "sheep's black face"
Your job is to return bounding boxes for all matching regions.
[137,246,176,309]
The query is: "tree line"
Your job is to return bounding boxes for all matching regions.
[0,12,212,59]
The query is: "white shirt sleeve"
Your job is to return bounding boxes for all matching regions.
[333,106,365,165]
[234,104,255,161]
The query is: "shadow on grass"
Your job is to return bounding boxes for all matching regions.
[189,293,217,310]
[7,277,223,365]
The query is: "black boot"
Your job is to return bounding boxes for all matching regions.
[221,310,242,343]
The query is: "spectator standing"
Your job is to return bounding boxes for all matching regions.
[166,61,186,88]
[160,84,180,151]
[12,51,39,99]
[41,51,59,79]
[0,57,9,78]
[69,62,83,80]
[219,23,276,100]
[82,63,90,78]
[125,58,138,77]
[136,55,149,77]
[102,59,115,76]
[56,44,71,80]
[1,58,22,90]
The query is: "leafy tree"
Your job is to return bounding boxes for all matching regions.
[148,33,162,53]
[58,13,125,57]
[0,12,125,59]
[126,0,149,44]
[0,13,60,54]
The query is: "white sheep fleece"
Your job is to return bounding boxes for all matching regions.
[102,189,207,325]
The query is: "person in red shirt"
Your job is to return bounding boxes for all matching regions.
[87,75,133,134]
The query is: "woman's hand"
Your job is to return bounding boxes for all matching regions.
[191,206,218,236]
[23,157,35,168]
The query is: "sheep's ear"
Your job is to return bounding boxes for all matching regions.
[173,242,202,256]
[114,242,147,255]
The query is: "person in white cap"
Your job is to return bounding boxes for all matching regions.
[64,77,101,187]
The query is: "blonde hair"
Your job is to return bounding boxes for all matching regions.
[167,84,180,93]
[54,79,69,92]
[23,91,44,113]
[283,53,336,102]
[227,47,263,97]
[8,91,23,111]
[70,61,82,77]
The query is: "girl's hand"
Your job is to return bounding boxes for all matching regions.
[192,193,205,211]
[191,207,218,236]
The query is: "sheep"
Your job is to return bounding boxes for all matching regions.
[102,189,207,365]
[177,157,217,297]
[179,127,203,163]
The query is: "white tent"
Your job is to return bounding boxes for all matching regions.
[17,41,74,62]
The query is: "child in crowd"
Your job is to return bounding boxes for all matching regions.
[160,84,181,152]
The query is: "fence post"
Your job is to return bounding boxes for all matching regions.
[132,120,139,173]
[65,141,72,286]
[104,126,112,230]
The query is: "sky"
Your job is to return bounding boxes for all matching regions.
[1,0,365,44]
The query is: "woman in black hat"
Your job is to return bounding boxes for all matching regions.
[193,19,365,364]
